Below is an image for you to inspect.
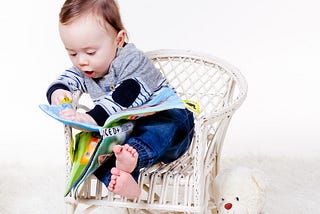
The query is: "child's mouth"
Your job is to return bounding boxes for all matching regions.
[84,71,94,77]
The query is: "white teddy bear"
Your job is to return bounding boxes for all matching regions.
[213,166,267,214]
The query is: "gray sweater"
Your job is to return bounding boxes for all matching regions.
[47,43,169,126]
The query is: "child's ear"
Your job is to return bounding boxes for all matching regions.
[116,30,126,47]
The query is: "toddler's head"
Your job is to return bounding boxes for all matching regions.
[59,0,125,34]
[59,0,126,78]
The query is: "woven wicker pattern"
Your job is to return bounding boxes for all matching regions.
[64,49,247,213]
[151,54,231,115]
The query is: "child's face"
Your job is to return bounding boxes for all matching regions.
[59,13,124,78]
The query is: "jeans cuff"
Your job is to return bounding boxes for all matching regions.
[127,138,155,170]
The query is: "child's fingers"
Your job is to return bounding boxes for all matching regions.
[51,89,72,105]
[59,109,96,125]
[59,108,76,120]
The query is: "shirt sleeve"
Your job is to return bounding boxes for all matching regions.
[46,67,87,103]
[92,77,153,117]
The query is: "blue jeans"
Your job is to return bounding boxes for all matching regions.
[94,108,194,186]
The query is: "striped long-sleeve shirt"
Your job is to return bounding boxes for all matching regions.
[46,43,169,126]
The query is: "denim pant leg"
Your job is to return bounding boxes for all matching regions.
[127,108,194,177]
[94,108,194,187]
[94,154,116,187]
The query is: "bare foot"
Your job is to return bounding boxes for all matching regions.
[108,167,141,198]
[113,144,138,173]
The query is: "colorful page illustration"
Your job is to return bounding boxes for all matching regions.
[39,87,186,197]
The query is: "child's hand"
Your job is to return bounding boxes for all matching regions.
[51,89,72,105]
[59,108,97,125]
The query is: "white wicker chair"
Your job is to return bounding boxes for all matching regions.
[63,49,247,214]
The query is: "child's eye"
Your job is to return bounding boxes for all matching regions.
[69,53,77,57]
[87,51,96,56]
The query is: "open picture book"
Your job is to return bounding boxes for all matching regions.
[39,87,187,197]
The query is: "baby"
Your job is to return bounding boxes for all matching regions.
[47,0,194,198]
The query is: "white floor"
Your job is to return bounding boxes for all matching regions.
[1,147,319,214]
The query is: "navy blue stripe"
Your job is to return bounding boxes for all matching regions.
[99,103,112,115]
[73,75,85,91]
[134,78,151,97]
[66,69,81,77]
[136,96,144,105]
[154,80,166,92]
[104,97,123,109]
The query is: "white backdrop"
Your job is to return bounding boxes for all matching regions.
[1,0,319,166]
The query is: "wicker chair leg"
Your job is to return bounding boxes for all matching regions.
[65,201,77,214]
[82,205,101,214]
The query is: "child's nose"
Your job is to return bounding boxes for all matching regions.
[78,54,89,66]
